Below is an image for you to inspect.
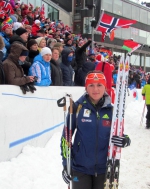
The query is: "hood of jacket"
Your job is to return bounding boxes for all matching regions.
[9,34,26,46]
[82,61,95,73]
[7,43,28,65]
[61,48,73,66]
[33,54,50,67]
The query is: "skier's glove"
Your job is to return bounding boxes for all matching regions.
[111,135,131,148]
[62,167,71,185]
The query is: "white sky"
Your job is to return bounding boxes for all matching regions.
[0,94,150,189]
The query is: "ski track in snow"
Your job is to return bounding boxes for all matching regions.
[0,100,149,189]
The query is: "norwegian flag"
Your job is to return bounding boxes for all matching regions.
[40,4,45,17]
[96,11,137,42]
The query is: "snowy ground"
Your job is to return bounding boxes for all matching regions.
[0,100,150,189]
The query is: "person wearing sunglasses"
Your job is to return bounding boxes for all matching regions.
[61,70,131,189]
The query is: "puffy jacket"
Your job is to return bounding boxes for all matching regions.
[0,32,11,60]
[60,48,74,86]
[31,24,40,36]
[28,54,51,86]
[61,93,113,175]
[3,43,30,85]
[142,84,150,105]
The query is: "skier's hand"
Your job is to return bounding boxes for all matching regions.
[62,167,71,185]
[111,135,131,148]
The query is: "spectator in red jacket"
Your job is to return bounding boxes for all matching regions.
[31,20,41,37]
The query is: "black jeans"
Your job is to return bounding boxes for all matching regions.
[146,105,150,121]
[72,170,105,189]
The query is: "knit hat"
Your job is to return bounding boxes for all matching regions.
[13,22,23,31]
[35,37,45,46]
[1,23,12,31]
[85,71,106,87]
[35,19,40,24]
[27,39,38,50]
[16,28,28,36]
[40,47,52,56]
[20,50,29,56]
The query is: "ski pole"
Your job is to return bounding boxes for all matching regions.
[140,103,146,127]
[67,95,73,189]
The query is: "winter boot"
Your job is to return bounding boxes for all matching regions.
[146,119,150,129]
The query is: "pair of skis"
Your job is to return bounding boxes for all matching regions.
[104,56,130,189]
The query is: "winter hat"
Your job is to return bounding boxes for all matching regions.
[35,19,40,24]
[35,37,45,46]
[85,71,106,87]
[9,15,17,23]
[27,39,38,50]
[4,17,13,25]
[1,22,12,31]
[20,50,29,56]
[40,47,52,56]
[13,22,23,31]
[65,32,71,38]
[16,28,28,36]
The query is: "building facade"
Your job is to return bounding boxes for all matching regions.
[72,0,150,71]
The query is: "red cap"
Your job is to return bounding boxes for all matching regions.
[85,72,106,87]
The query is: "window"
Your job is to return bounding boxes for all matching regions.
[146,57,150,67]
[139,30,147,44]
[113,0,122,16]
[131,54,140,66]
[83,17,92,34]
[131,27,139,42]
[121,28,131,40]
[140,9,147,24]
[48,5,59,21]
[131,5,140,21]
[122,2,131,18]
[101,0,113,13]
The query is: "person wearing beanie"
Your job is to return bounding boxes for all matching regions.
[142,77,150,128]
[10,27,28,46]
[3,43,35,86]
[0,22,13,60]
[35,37,46,51]
[28,47,52,86]
[27,39,39,64]
[31,19,41,37]
[61,70,131,188]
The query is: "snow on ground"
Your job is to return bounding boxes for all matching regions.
[0,100,150,189]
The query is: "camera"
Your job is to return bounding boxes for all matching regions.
[34,76,38,82]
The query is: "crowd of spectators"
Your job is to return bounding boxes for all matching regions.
[0,0,149,94]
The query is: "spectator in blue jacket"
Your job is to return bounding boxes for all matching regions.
[28,47,52,86]
[61,71,131,189]
[0,23,12,60]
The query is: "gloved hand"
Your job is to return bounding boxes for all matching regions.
[27,82,37,93]
[62,167,71,185]
[111,135,131,148]
[20,84,30,94]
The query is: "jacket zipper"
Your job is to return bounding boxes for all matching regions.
[95,111,100,177]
